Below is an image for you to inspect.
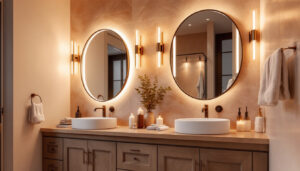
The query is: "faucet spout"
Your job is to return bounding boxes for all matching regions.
[202,104,208,118]
[94,105,106,117]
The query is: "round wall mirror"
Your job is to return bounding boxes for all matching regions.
[170,10,243,100]
[82,29,129,101]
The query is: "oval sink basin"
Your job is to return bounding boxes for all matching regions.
[72,117,117,130]
[175,118,230,135]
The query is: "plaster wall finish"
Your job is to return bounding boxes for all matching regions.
[11,0,70,170]
[260,0,300,170]
[71,0,260,127]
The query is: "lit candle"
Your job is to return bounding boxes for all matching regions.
[156,115,163,126]
[236,120,245,132]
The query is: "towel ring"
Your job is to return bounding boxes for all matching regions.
[31,93,43,104]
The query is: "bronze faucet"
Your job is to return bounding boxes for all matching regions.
[202,104,208,118]
[94,105,106,117]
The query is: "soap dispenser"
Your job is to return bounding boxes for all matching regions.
[75,106,81,118]
[255,107,265,133]
[244,107,251,131]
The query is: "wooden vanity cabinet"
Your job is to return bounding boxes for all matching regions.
[158,145,200,171]
[42,129,269,171]
[200,149,252,171]
[63,139,116,171]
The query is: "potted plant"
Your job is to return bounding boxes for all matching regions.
[135,74,171,126]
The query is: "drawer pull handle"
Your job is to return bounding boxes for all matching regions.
[130,149,140,153]
[133,157,140,162]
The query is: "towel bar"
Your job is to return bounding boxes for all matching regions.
[31,93,43,104]
[283,46,296,50]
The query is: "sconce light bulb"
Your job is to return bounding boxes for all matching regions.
[135,30,140,46]
[172,36,177,77]
[157,27,161,43]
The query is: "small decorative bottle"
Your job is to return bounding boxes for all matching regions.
[137,107,144,129]
[75,106,81,118]
[129,113,136,129]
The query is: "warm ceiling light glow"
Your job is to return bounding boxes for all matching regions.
[235,28,240,73]
[188,23,192,27]
[172,36,176,77]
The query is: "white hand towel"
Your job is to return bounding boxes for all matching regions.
[258,48,291,106]
[197,72,205,98]
[29,103,45,124]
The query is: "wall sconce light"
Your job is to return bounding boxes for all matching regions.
[156,27,164,67]
[71,41,81,75]
[135,30,143,69]
[249,10,258,60]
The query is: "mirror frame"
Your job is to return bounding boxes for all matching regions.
[81,29,130,102]
[170,9,244,100]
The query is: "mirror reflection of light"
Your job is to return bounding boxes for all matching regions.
[81,29,133,102]
[172,36,176,77]
[235,28,240,73]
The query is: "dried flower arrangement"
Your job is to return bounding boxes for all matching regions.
[135,74,171,112]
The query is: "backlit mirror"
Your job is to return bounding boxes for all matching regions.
[170,10,242,100]
[82,29,129,101]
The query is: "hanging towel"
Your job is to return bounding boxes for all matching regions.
[29,102,45,124]
[258,48,291,106]
[197,71,205,98]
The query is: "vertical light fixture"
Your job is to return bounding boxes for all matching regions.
[156,27,164,67]
[71,40,80,75]
[135,30,143,69]
[249,10,257,61]
[172,36,176,77]
[235,28,240,73]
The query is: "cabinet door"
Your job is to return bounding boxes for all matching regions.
[64,139,88,171]
[200,149,252,171]
[88,140,116,171]
[158,145,200,171]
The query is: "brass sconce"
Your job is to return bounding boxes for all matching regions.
[135,30,143,69]
[156,27,164,67]
[249,10,258,60]
[71,41,80,75]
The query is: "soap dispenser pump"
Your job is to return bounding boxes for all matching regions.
[237,108,242,120]
[75,106,81,118]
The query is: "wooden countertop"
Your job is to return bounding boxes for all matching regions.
[41,126,269,145]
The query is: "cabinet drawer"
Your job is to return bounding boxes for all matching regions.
[43,159,63,171]
[117,142,157,171]
[43,137,63,160]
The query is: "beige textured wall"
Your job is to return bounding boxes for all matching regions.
[71,0,260,127]
[260,0,300,170]
[11,0,70,170]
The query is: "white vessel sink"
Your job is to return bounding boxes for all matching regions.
[175,118,230,135]
[72,117,117,130]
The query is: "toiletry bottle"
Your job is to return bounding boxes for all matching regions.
[244,107,251,131]
[75,106,81,118]
[255,107,265,133]
[129,113,136,129]
[137,107,144,129]
[237,108,242,120]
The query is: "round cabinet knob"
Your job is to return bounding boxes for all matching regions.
[215,105,223,113]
